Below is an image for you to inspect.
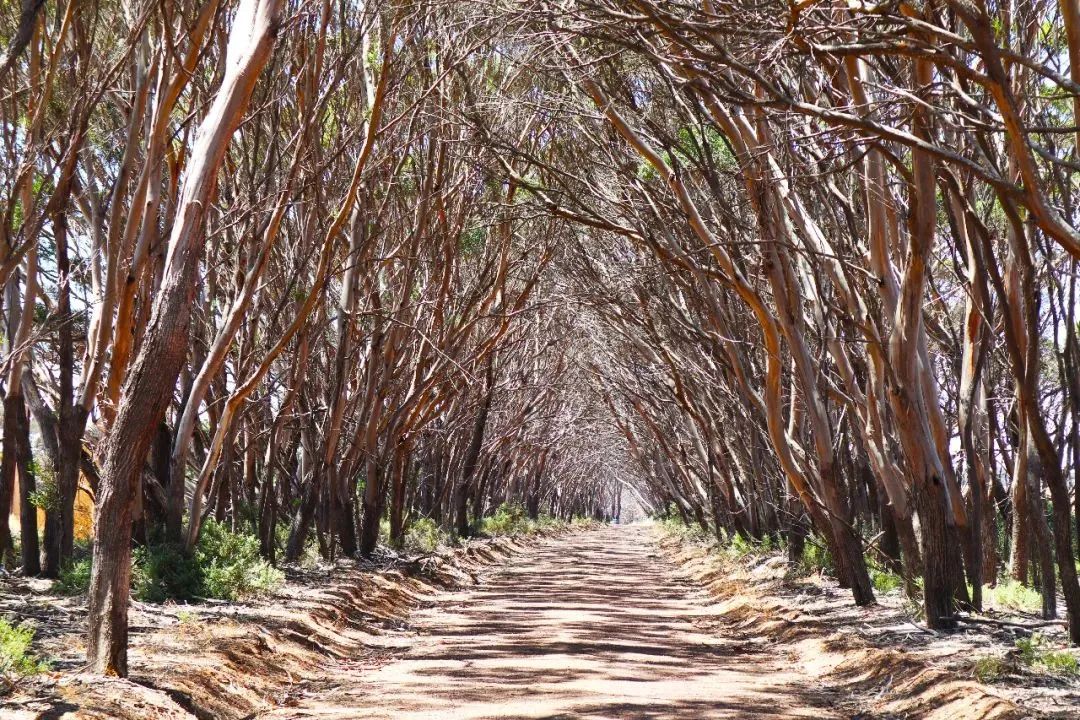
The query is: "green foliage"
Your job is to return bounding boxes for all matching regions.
[637,159,658,181]
[869,567,904,594]
[53,557,93,596]
[866,556,904,594]
[1015,633,1080,678]
[971,655,1008,683]
[723,532,781,562]
[26,462,56,511]
[478,503,535,536]
[0,617,47,691]
[132,543,203,603]
[475,503,566,538]
[797,539,834,575]
[459,227,486,257]
[55,521,283,602]
[984,579,1042,613]
[193,519,283,601]
[675,125,736,171]
[402,517,446,554]
[655,508,711,544]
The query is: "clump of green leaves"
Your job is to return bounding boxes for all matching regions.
[867,556,904,594]
[478,503,535,536]
[796,538,833,575]
[53,521,283,602]
[132,543,204,602]
[869,567,904,594]
[1015,633,1079,678]
[971,655,1008,683]
[192,519,283,601]
[985,579,1043,613]
[26,462,58,511]
[655,510,712,544]
[476,503,569,537]
[0,618,48,693]
[53,557,93,596]
[402,517,446,554]
[723,532,781,562]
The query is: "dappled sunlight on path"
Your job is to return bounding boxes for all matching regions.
[260,525,838,719]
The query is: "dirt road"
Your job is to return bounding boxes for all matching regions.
[260,524,837,719]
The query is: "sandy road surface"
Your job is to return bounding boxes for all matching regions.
[259,524,838,720]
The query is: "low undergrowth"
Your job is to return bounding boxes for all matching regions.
[53,519,283,602]
[401,517,450,554]
[654,513,1055,612]
[381,504,580,554]
[0,617,47,695]
[984,579,1044,614]
[970,633,1080,685]
[477,503,567,537]
[1016,633,1080,678]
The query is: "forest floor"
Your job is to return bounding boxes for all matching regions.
[2,523,1079,719]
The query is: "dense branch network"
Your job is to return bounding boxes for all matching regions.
[0,0,1079,675]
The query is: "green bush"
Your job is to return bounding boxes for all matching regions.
[971,655,1007,683]
[378,517,393,546]
[54,557,93,596]
[53,521,283,602]
[728,533,783,560]
[133,543,204,602]
[1016,633,1079,678]
[870,567,904,594]
[194,519,283,601]
[985,579,1042,613]
[656,514,712,544]
[536,514,565,531]
[866,556,904,594]
[26,461,58,512]
[0,618,47,692]
[798,539,834,575]
[478,503,535,536]
[402,517,446,554]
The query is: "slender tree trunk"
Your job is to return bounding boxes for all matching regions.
[456,357,496,537]
[86,0,282,675]
[13,393,38,575]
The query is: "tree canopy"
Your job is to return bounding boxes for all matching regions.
[1,0,1079,675]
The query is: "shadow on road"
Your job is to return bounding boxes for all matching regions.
[263,525,838,719]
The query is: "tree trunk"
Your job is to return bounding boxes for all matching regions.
[86,0,282,675]
[14,395,39,574]
[456,357,496,537]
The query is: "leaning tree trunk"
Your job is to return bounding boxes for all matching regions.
[86,0,282,676]
[890,46,967,629]
[455,356,496,538]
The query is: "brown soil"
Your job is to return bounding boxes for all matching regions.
[256,524,839,719]
[0,534,539,720]
[659,529,1080,720]
[4,524,1078,719]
